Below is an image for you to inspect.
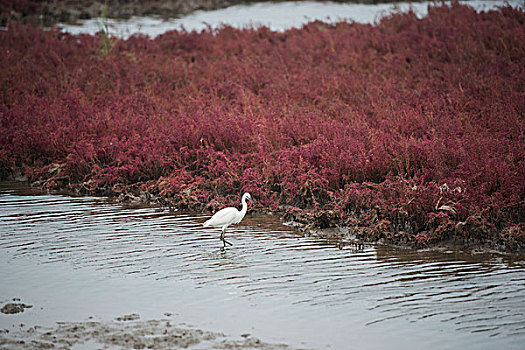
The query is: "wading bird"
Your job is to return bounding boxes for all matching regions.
[203,193,254,248]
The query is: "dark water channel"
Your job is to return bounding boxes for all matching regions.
[1,182,524,349]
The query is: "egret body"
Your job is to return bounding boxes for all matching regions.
[203,192,254,248]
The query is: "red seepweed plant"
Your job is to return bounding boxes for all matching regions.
[1,3,523,249]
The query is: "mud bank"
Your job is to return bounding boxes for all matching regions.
[0,314,289,349]
[291,220,525,256]
[282,207,525,254]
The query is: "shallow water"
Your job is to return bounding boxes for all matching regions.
[57,0,523,38]
[0,182,524,349]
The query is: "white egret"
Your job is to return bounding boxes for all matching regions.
[203,192,254,248]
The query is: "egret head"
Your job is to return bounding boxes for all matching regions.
[243,192,254,205]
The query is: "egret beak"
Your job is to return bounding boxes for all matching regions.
[249,197,254,205]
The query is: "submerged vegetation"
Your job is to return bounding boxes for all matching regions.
[1,3,523,250]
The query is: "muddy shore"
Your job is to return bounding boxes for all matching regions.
[0,313,289,349]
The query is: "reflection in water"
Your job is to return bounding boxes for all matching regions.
[0,181,524,349]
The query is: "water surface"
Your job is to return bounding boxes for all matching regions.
[0,182,524,349]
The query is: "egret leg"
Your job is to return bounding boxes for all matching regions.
[220,228,233,248]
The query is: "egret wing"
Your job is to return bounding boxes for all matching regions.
[204,207,239,227]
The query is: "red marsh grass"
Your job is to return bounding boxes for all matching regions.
[1,3,524,250]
